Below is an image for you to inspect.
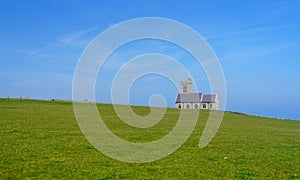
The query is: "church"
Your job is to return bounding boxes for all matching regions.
[175,78,219,110]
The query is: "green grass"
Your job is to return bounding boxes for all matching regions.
[0,99,299,179]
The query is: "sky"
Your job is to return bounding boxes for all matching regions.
[0,0,299,120]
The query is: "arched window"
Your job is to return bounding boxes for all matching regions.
[203,104,206,109]
[194,104,198,109]
[186,104,190,109]
[178,104,181,109]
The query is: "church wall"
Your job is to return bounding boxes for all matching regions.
[176,102,202,109]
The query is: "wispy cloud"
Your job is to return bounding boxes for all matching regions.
[204,1,292,42]
[20,49,56,58]
[243,24,290,33]
[20,26,99,61]
[19,49,74,62]
[222,45,286,61]
[205,23,290,41]
[48,26,98,48]
[204,23,292,62]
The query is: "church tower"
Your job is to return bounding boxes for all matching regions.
[180,78,193,94]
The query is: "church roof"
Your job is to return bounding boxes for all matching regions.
[175,93,203,103]
[175,93,217,103]
[202,94,217,103]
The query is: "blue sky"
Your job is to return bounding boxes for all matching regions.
[0,0,299,120]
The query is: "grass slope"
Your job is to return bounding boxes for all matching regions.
[0,99,299,179]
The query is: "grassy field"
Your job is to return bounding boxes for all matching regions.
[0,99,299,179]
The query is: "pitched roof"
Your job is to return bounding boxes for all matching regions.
[175,93,217,103]
[175,93,203,103]
[202,94,217,103]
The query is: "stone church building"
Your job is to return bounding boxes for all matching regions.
[175,78,219,110]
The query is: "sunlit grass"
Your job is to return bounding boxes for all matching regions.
[0,99,299,179]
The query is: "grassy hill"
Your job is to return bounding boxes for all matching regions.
[0,99,299,179]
